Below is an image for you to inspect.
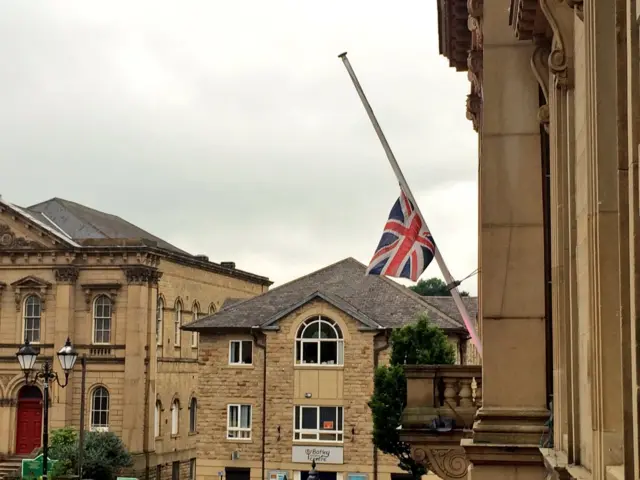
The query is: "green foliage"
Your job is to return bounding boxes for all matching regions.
[45,428,132,480]
[410,277,469,297]
[389,313,456,366]
[368,313,456,479]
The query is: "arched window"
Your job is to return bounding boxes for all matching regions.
[23,295,42,343]
[156,297,164,346]
[189,397,197,433]
[90,386,110,431]
[93,296,112,344]
[171,399,180,435]
[209,304,216,315]
[191,304,199,348]
[295,316,344,366]
[174,301,182,347]
[155,400,162,437]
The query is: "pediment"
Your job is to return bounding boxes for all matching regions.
[0,202,77,251]
[11,276,52,289]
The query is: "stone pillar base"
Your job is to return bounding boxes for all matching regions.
[462,439,546,480]
[472,407,551,445]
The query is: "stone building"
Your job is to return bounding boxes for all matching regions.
[184,258,479,480]
[0,196,271,479]
[400,0,640,479]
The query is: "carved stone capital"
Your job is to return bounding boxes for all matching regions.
[54,267,79,284]
[123,266,163,286]
[413,446,469,480]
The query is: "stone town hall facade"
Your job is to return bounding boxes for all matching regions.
[0,196,271,479]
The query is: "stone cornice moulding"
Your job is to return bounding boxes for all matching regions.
[123,266,163,286]
[509,0,539,40]
[54,266,79,284]
[466,0,483,132]
[540,0,575,89]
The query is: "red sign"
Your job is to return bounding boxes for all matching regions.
[322,421,334,429]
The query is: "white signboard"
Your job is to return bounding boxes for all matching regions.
[292,446,344,465]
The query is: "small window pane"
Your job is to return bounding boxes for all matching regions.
[320,342,337,364]
[302,321,320,338]
[240,405,251,428]
[230,342,240,363]
[241,341,253,364]
[302,342,318,364]
[319,407,337,430]
[320,322,337,339]
[301,407,317,429]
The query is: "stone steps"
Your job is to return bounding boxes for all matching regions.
[0,456,29,480]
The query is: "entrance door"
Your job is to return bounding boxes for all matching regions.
[226,468,250,480]
[301,472,336,480]
[15,386,43,455]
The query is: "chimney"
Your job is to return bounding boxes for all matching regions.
[221,261,236,269]
[195,254,209,262]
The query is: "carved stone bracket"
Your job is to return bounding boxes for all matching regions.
[466,93,483,131]
[123,266,163,286]
[540,0,575,89]
[413,446,469,480]
[81,283,121,312]
[0,223,45,249]
[54,267,79,284]
[466,0,483,132]
[531,37,551,132]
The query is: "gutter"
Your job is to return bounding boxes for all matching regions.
[251,327,267,480]
[372,329,391,480]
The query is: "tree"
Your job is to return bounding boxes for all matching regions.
[368,313,456,479]
[410,277,469,297]
[46,427,133,480]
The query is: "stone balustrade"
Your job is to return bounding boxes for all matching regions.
[403,364,482,431]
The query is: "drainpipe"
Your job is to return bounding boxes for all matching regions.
[252,329,267,480]
[77,355,87,479]
[372,329,391,480]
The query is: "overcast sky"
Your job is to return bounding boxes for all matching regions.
[0,1,478,294]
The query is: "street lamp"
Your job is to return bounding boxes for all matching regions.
[16,337,78,480]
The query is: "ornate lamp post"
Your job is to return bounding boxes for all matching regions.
[16,338,78,480]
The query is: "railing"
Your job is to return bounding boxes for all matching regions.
[88,346,114,357]
[402,365,482,430]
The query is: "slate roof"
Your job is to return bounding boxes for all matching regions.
[185,257,474,332]
[27,197,189,254]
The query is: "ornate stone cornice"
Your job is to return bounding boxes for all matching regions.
[123,266,163,286]
[437,0,472,71]
[509,0,539,40]
[466,0,483,132]
[54,267,79,284]
[11,276,52,311]
[540,0,575,89]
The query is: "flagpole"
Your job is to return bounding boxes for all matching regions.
[338,52,482,358]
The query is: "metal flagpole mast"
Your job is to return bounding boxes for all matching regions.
[338,52,482,357]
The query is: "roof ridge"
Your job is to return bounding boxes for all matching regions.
[205,257,362,319]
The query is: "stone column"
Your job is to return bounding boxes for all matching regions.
[121,266,161,454]
[463,0,548,477]
[50,267,78,430]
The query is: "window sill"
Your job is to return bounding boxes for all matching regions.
[226,364,254,369]
[171,434,180,439]
[226,438,252,443]
[294,365,343,370]
[293,439,344,446]
[188,431,197,436]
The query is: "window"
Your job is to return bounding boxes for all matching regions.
[174,301,182,346]
[227,404,252,439]
[189,459,196,480]
[155,400,162,437]
[294,406,343,442]
[156,297,164,345]
[23,295,42,343]
[229,340,253,365]
[209,304,216,315]
[93,295,112,344]
[90,386,110,431]
[295,316,344,366]
[189,397,197,433]
[172,461,180,480]
[171,399,180,435]
[191,305,199,348]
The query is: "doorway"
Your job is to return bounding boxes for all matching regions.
[301,472,336,480]
[226,468,250,480]
[15,385,43,455]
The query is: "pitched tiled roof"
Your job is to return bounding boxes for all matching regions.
[420,295,478,326]
[184,257,471,332]
[27,197,189,254]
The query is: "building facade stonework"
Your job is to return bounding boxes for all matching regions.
[0,196,271,480]
[425,1,640,479]
[187,258,480,480]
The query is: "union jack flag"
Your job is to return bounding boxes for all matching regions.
[366,190,435,281]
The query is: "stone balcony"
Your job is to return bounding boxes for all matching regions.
[400,365,482,480]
